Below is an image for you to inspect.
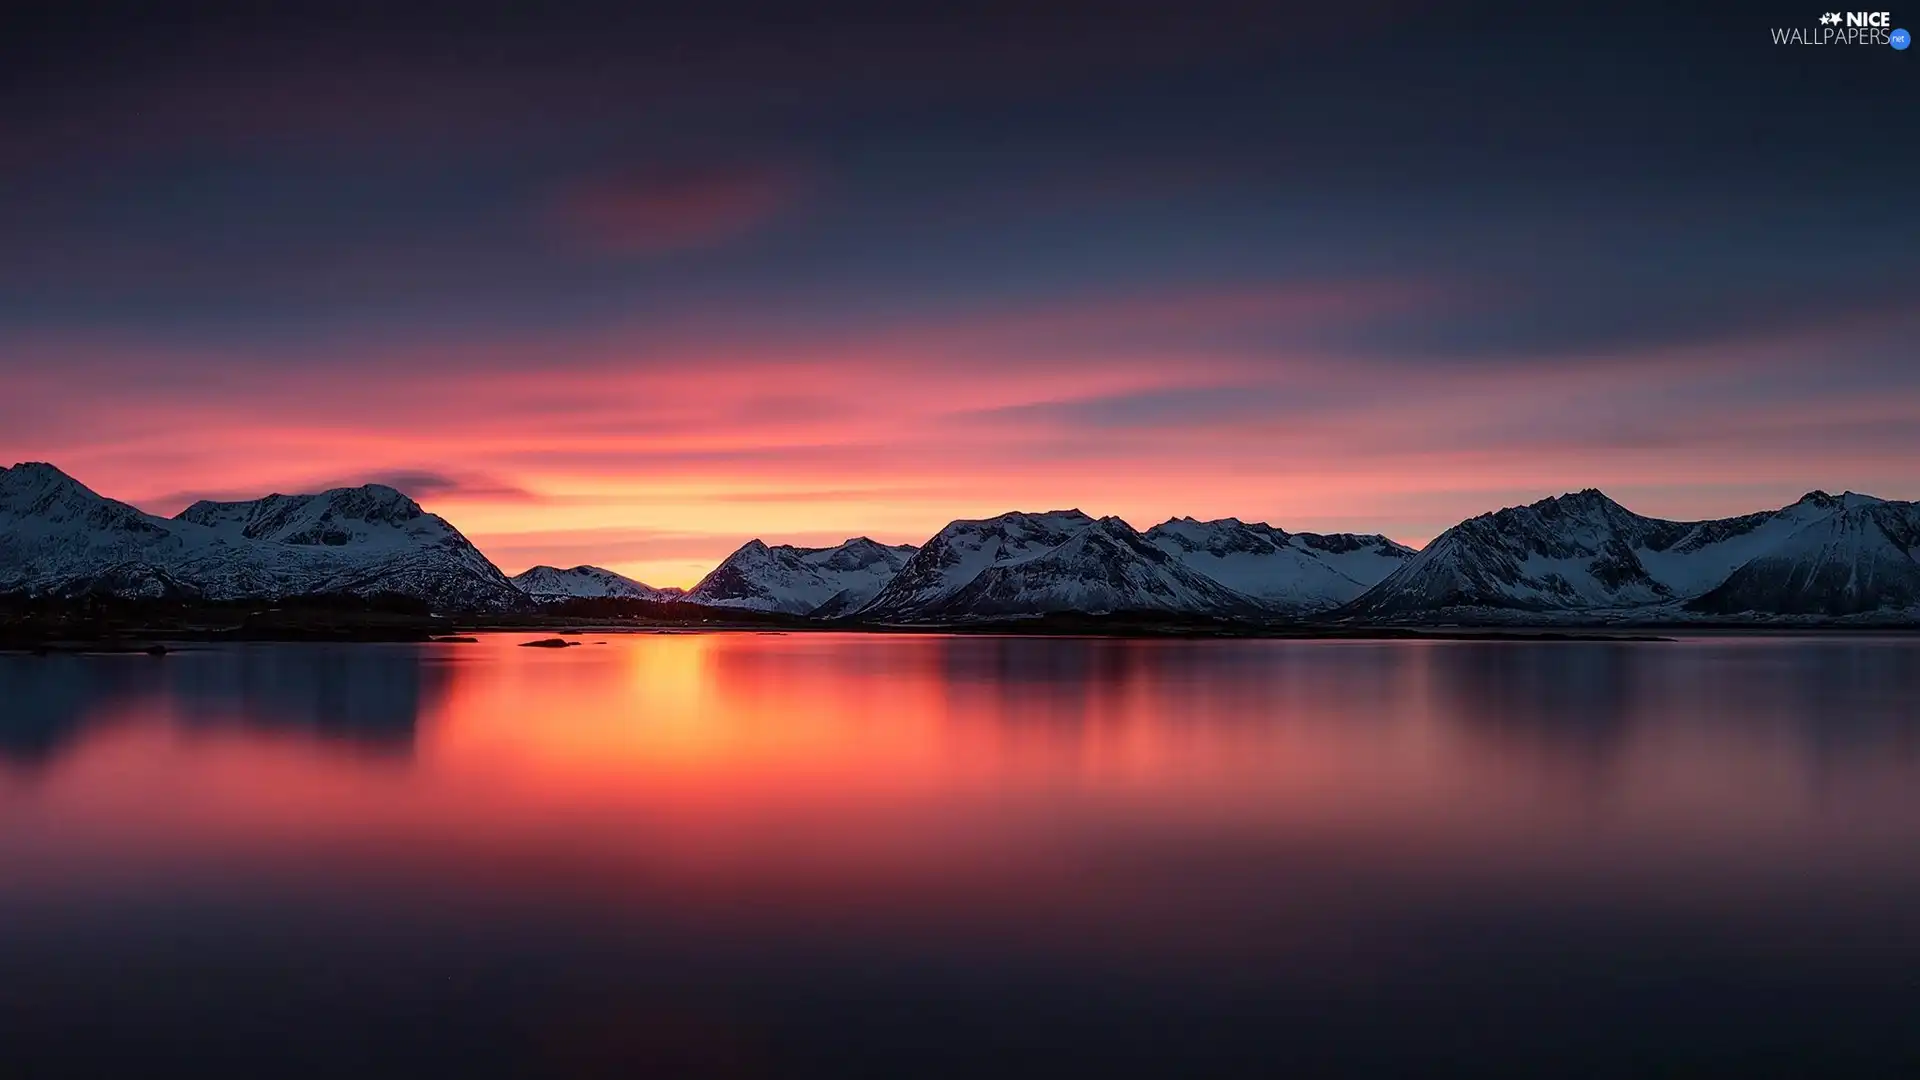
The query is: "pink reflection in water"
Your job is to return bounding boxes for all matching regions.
[3,633,1919,963]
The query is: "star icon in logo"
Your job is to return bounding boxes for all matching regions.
[1820,11,1842,24]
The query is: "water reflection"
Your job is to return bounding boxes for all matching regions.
[0,644,453,769]
[3,633,1920,1077]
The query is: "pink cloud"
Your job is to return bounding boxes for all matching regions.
[547,162,813,256]
[5,282,1915,586]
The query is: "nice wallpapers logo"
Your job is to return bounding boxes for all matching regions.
[1771,11,1911,46]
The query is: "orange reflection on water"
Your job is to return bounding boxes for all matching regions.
[5,632,1920,952]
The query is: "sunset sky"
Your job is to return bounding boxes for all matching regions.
[4,5,1915,587]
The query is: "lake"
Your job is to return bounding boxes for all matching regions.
[3,633,1919,1077]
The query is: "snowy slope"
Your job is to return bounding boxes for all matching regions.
[171,485,523,609]
[511,565,684,603]
[684,537,916,615]
[893,516,1262,621]
[10,461,1914,622]
[1689,496,1920,616]
[1146,517,1413,612]
[0,463,524,610]
[1344,489,1920,619]
[1343,491,1676,617]
[854,510,1098,619]
[0,462,203,599]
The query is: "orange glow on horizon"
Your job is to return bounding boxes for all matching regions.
[6,287,1915,588]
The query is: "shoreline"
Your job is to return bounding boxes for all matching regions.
[4,601,1916,652]
[11,618,1920,651]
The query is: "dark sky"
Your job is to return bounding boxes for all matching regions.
[4,2,1915,584]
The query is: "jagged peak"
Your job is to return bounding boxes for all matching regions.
[972,507,1093,526]
[1796,489,1884,510]
[1482,488,1638,528]
[836,535,903,551]
[1539,487,1624,510]
[1153,514,1251,529]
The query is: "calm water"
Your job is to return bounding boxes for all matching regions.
[3,633,1919,1077]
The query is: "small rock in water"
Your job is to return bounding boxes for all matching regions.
[518,637,579,649]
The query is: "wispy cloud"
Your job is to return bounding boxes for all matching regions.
[546,161,816,257]
[143,469,540,515]
[8,279,1917,586]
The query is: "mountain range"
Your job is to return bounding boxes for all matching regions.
[3,462,1915,623]
[1346,489,1919,621]
[1,462,523,610]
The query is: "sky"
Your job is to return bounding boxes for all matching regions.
[3,3,1916,587]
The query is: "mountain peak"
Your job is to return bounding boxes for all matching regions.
[1793,490,1885,511]
[1,461,87,496]
[317,483,425,522]
[2,465,520,609]
[1549,488,1623,508]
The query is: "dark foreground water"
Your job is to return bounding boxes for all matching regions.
[3,633,1919,1078]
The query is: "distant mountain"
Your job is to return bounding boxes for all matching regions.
[1688,494,1920,616]
[172,485,523,610]
[0,463,524,610]
[1145,517,1413,612]
[684,536,916,615]
[855,510,1097,619]
[7,461,1916,623]
[857,510,1263,622]
[1343,489,1918,620]
[512,564,683,604]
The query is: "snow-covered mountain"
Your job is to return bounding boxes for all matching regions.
[1344,489,1919,620]
[9,461,1914,623]
[854,510,1097,619]
[1145,517,1413,612]
[0,463,197,599]
[1688,494,1920,616]
[512,564,684,604]
[855,510,1263,622]
[0,463,524,609]
[684,536,917,615]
